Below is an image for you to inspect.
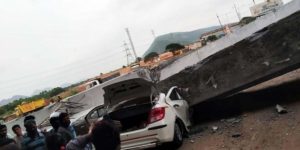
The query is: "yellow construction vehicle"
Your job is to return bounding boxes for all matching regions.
[15,99,47,116]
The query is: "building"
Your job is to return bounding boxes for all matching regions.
[159,52,174,61]
[95,66,132,83]
[250,0,283,17]
[186,41,202,50]
[200,27,226,41]
[200,23,240,42]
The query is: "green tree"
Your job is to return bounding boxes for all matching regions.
[207,35,218,42]
[49,87,65,97]
[240,17,256,26]
[0,107,6,115]
[144,52,159,62]
[136,57,142,62]
[165,43,185,54]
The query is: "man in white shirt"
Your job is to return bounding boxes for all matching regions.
[12,124,24,149]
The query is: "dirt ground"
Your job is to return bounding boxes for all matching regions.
[180,101,300,150]
[179,69,300,150]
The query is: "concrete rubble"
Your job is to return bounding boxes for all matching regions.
[276,104,288,114]
[226,118,241,124]
[212,126,218,132]
[232,133,242,138]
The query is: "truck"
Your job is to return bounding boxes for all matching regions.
[15,99,47,116]
[84,80,101,90]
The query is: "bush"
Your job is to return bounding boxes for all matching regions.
[207,35,218,42]
[165,43,185,54]
[144,52,159,62]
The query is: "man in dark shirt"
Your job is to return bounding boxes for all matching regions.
[58,112,77,144]
[21,115,46,150]
[0,124,20,150]
[66,120,120,150]
[49,112,61,133]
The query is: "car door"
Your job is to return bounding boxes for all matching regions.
[166,87,190,126]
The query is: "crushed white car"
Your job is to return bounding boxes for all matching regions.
[85,70,191,149]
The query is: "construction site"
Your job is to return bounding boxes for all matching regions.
[1,0,300,149]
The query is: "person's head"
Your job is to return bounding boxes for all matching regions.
[12,124,22,136]
[0,124,7,138]
[45,133,66,150]
[59,112,70,128]
[24,115,35,122]
[50,112,61,131]
[91,120,120,150]
[24,115,37,135]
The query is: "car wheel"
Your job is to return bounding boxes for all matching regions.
[171,122,183,149]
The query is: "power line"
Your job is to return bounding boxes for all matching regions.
[0,38,154,88]
[0,38,153,84]
[0,54,127,91]
[1,1,252,87]
[0,51,127,87]
[234,4,242,21]
[216,14,225,34]
[0,42,138,95]
[0,46,126,83]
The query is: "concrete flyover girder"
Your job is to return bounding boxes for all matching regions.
[157,10,300,106]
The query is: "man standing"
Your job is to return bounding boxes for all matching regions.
[0,124,20,150]
[21,115,46,150]
[49,112,61,133]
[12,124,24,148]
[58,112,77,144]
[66,120,120,150]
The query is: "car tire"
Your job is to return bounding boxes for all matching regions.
[171,122,183,149]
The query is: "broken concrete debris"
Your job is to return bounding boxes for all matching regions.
[190,139,195,143]
[226,118,241,124]
[212,126,218,132]
[205,75,218,89]
[275,58,291,64]
[263,61,270,66]
[276,104,288,114]
[232,133,241,138]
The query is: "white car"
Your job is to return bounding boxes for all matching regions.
[85,71,191,149]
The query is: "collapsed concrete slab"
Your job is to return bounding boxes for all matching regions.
[157,10,300,106]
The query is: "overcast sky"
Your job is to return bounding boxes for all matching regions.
[0,0,292,100]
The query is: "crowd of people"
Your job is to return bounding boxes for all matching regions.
[0,112,121,150]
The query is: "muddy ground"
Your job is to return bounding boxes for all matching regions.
[177,69,300,150]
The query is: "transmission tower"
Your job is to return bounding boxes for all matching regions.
[216,14,225,34]
[123,41,134,66]
[125,28,138,60]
